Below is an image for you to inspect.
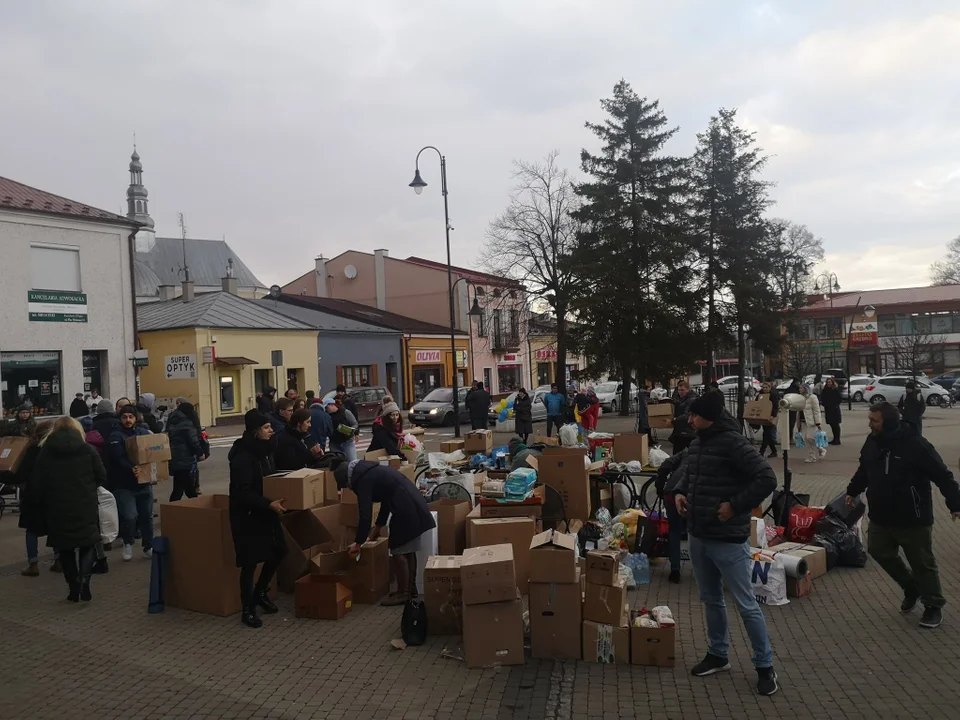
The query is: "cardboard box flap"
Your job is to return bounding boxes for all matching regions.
[530,529,577,552]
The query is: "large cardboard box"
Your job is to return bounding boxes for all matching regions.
[585,550,620,586]
[461,543,516,605]
[424,555,463,635]
[787,572,813,598]
[126,433,171,464]
[613,434,649,465]
[294,574,352,620]
[529,571,583,660]
[462,596,524,668]
[529,530,578,584]
[277,505,342,593]
[427,498,472,555]
[322,472,339,506]
[583,579,628,627]
[536,447,592,523]
[0,436,30,473]
[630,623,676,667]
[582,620,630,664]
[464,430,493,455]
[768,541,828,580]
[440,438,465,453]
[744,398,776,425]
[136,461,170,484]
[161,495,274,617]
[263,468,326,511]
[469,517,536,594]
[646,403,674,430]
[309,536,390,604]
[338,488,381,528]
[465,503,482,548]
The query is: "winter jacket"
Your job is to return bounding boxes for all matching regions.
[3,416,36,438]
[514,393,534,434]
[228,433,287,567]
[671,392,697,440]
[544,391,567,417]
[105,425,150,492]
[166,410,204,473]
[671,412,777,542]
[91,412,120,450]
[898,391,925,425]
[574,393,591,414]
[31,429,106,549]
[257,388,277,415]
[274,425,319,471]
[69,397,89,418]
[137,394,164,433]
[16,443,46,535]
[309,403,333,450]
[267,412,287,435]
[465,388,491,421]
[347,460,437,549]
[797,394,823,441]
[508,437,541,472]
[367,419,403,457]
[847,423,960,528]
[821,386,842,425]
[328,407,358,445]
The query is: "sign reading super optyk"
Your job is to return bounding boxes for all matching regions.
[165,354,197,380]
[28,290,88,322]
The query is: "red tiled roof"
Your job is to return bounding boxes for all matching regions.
[0,176,133,225]
[404,256,523,287]
[801,285,960,312]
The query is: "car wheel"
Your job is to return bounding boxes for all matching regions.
[611,400,618,413]
[443,411,454,426]
[853,391,863,402]
[869,395,885,405]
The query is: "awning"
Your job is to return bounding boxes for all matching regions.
[216,356,258,366]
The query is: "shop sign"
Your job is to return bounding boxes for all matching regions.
[414,350,442,363]
[27,291,88,322]
[201,346,216,364]
[455,350,467,368]
[849,322,878,348]
[535,348,556,361]
[132,349,149,368]
[0,351,60,368]
[164,354,197,380]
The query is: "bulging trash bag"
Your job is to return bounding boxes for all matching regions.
[824,491,866,528]
[559,424,579,447]
[813,515,867,569]
[98,487,119,545]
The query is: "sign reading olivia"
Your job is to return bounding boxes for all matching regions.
[414,350,442,363]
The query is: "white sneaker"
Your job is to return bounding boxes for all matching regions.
[122,544,133,561]
[142,547,153,559]
[818,448,827,461]
[804,457,816,464]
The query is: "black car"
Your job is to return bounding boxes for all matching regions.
[409,387,470,427]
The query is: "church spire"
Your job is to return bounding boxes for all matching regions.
[126,146,154,230]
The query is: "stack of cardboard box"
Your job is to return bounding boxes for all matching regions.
[582,550,630,664]
[528,530,581,660]
[467,516,536,594]
[460,544,524,667]
[126,434,171,483]
[423,555,463,635]
[364,449,417,483]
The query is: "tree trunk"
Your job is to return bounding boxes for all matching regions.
[555,305,568,390]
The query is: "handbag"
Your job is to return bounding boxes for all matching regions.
[401,596,428,646]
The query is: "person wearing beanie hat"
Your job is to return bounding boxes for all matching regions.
[5,404,37,438]
[368,403,404,456]
[274,408,323,471]
[228,408,286,628]
[669,387,779,695]
[105,402,154,563]
[96,399,114,416]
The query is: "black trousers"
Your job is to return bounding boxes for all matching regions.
[546,415,564,437]
[59,546,95,590]
[759,425,778,455]
[240,559,279,608]
[829,422,841,444]
[170,469,198,502]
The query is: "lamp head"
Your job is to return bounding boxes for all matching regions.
[409,169,427,195]
[468,297,483,318]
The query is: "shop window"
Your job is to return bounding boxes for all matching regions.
[878,315,896,337]
[219,376,236,412]
[82,350,106,396]
[498,365,521,392]
[31,245,81,292]
[1,351,62,418]
[537,363,552,387]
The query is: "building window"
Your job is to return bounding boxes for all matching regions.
[219,376,236,412]
[31,245,80,292]
[1,351,62,418]
[509,309,520,340]
[341,365,372,387]
[498,365,521,392]
[932,314,953,335]
[82,351,106,396]
[896,316,913,335]
[878,315,896,337]
[477,310,487,337]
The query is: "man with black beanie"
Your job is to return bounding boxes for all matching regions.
[846,402,960,629]
[669,390,780,695]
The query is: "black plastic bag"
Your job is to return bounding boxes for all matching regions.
[813,515,867,569]
[812,533,839,570]
[401,597,428,646]
[824,491,866,528]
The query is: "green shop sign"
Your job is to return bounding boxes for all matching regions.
[27,290,88,323]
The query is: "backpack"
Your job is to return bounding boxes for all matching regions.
[401,597,428,646]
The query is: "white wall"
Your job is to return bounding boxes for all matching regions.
[0,209,138,412]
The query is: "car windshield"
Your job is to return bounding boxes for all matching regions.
[422,388,453,403]
[596,382,618,393]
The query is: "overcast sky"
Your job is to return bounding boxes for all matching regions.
[1,1,957,291]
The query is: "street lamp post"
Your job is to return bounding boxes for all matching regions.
[409,147,464,436]
[452,277,484,386]
[813,272,842,372]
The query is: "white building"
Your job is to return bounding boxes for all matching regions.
[0,175,140,417]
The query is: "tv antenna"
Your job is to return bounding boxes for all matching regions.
[178,213,190,281]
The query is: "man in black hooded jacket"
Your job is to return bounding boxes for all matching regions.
[846,401,960,629]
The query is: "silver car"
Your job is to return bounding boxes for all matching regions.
[594,381,637,413]
[489,389,549,425]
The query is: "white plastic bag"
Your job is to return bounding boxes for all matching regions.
[648,446,670,468]
[750,550,789,606]
[98,486,119,545]
[403,433,423,451]
[559,424,579,447]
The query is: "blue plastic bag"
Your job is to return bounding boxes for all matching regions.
[814,430,829,449]
[469,453,490,468]
[623,553,650,585]
[794,431,805,448]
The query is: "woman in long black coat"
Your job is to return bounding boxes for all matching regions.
[228,409,287,628]
[167,402,205,501]
[274,408,321,471]
[334,459,436,606]
[513,389,533,444]
[820,377,843,446]
[17,420,53,576]
[30,416,106,602]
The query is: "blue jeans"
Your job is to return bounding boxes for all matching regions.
[331,439,357,463]
[25,531,59,563]
[114,485,155,549]
[689,535,774,668]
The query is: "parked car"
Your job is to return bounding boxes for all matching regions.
[845,374,877,402]
[488,389,549,426]
[408,387,471,426]
[931,369,960,390]
[594,381,638,413]
[864,376,950,407]
[717,375,761,394]
[321,386,390,425]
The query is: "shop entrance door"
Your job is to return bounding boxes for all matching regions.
[386,362,399,402]
[413,365,444,403]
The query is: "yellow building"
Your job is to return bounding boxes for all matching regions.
[137,290,319,427]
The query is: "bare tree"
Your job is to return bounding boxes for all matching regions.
[481,151,580,384]
[885,331,946,375]
[785,341,825,380]
[767,219,824,308]
[930,235,960,286]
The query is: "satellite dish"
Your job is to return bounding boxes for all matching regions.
[344,264,358,280]
[269,285,281,299]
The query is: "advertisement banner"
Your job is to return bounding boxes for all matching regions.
[27,291,88,322]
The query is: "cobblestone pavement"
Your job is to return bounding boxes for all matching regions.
[4,411,960,718]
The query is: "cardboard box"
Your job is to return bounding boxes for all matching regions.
[480,501,543,519]
[630,624,676,667]
[338,488,381,528]
[0,436,30,473]
[424,555,463,635]
[398,464,417,484]
[463,430,493,455]
[529,530,578,584]
[462,596,524,668]
[440,439,465,453]
[582,620,630,664]
[427,498,472,555]
[583,579,628,627]
[309,536,390,604]
[769,542,828,580]
[322,472,339,506]
[585,550,620,586]
[787,572,813,598]
[364,449,404,468]
[535,435,559,447]
[744,398,776,425]
[465,503,482,548]
[613,434,649,465]
[294,574,352,620]
[529,571,583,660]
[136,461,170,484]
[125,433,171,464]
[461,544,516,605]
[536,447,592,522]
[646,403,674,430]
[750,516,767,549]
[160,495,275,616]
[277,505,343,593]
[263,468,326,511]
[469,516,536,594]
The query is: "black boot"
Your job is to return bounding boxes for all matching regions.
[79,548,95,602]
[255,588,279,614]
[241,604,262,628]
[60,550,80,602]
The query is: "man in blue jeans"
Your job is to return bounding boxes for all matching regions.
[669,390,780,696]
[106,405,154,562]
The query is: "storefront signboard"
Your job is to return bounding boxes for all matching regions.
[414,350,442,364]
[455,350,467,368]
[164,354,197,380]
[849,322,879,348]
[28,291,88,322]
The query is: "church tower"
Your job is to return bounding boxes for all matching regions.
[126,147,156,252]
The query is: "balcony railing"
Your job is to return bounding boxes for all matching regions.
[493,332,521,351]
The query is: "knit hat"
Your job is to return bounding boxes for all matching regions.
[689,391,724,422]
[381,402,401,416]
[244,408,271,433]
[333,459,359,490]
[118,404,138,419]
[96,399,114,415]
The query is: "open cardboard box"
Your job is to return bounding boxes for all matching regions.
[263,468,327,510]
[309,536,390,604]
[277,504,343,593]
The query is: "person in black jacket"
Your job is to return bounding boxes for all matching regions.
[229,409,287,629]
[335,384,360,423]
[267,397,294,435]
[334,459,437,606]
[513,389,533,444]
[669,381,696,455]
[656,449,687,584]
[69,393,89,419]
[846,402,960,629]
[17,420,53,576]
[820,377,843,445]
[274,409,322,471]
[367,403,404,457]
[136,393,164,433]
[670,390,779,696]
[756,382,780,458]
[898,381,926,434]
[167,402,206,501]
[465,381,491,431]
[256,386,277,415]
[30,416,107,602]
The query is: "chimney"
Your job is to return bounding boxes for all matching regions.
[181,280,195,303]
[374,249,388,310]
[158,284,177,301]
[315,255,328,297]
[221,258,239,295]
